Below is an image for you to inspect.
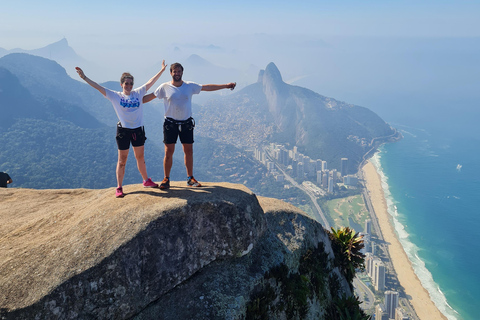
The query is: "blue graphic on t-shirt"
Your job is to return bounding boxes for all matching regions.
[120,96,140,109]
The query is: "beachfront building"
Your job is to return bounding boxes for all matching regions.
[375,304,389,320]
[395,307,410,320]
[343,175,359,186]
[365,255,386,291]
[365,219,372,235]
[365,252,374,277]
[373,259,386,292]
[361,233,370,254]
[385,290,399,319]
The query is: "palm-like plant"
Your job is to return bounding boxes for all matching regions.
[329,227,365,284]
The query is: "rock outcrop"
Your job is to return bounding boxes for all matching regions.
[0,182,351,319]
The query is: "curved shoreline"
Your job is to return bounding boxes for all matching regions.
[362,161,447,320]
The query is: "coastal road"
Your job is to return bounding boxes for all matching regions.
[361,189,383,241]
[263,148,330,228]
[353,277,375,312]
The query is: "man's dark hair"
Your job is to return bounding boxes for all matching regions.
[170,63,184,72]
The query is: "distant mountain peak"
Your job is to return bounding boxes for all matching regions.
[264,62,284,84]
[45,37,69,49]
[260,62,286,93]
[185,54,213,67]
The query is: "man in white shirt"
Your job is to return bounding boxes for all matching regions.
[143,62,236,189]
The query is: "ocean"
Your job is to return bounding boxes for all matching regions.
[370,121,480,320]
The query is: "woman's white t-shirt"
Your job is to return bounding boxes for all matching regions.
[105,85,147,129]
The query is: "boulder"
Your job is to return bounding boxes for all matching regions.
[0,182,350,319]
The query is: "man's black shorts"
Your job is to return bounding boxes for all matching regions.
[116,124,146,150]
[163,117,195,144]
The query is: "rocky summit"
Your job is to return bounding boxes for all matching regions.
[0,182,351,319]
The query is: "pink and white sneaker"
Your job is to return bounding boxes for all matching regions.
[143,178,159,188]
[115,187,124,198]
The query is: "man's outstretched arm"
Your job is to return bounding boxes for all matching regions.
[201,82,236,92]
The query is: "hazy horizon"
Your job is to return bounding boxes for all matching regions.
[2,1,479,133]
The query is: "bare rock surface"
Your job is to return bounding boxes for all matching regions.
[0,182,350,319]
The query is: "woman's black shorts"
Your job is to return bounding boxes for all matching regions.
[116,124,147,150]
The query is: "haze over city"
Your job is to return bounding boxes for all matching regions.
[2,0,480,133]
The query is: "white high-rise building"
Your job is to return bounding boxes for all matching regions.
[279,148,288,165]
[375,304,389,320]
[328,176,334,193]
[365,219,372,235]
[374,259,385,291]
[365,252,373,276]
[309,159,316,177]
[341,157,348,176]
[316,159,323,172]
[322,173,328,189]
[316,171,323,185]
[321,160,328,171]
[330,169,338,183]
[266,161,275,171]
[362,233,370,254]
[385,291,399,319]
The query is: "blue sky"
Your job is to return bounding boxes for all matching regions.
[2,0,480,51]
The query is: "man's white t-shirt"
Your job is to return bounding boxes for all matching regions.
[154,81,202,121]
[105,85,147,129]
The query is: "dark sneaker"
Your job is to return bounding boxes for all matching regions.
[187,176,202,187]
[159,177,170,189]
[115,187,124,198]
[143,178,159,188]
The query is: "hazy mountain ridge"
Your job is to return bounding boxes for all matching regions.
[197,62,397,172]
[0,38,82,63]
[0,55,166,188]
[0,38,86,80]
[0,54,278,194]
[0,45,397,190]
[0,53,119,125]
[0,66,104,130]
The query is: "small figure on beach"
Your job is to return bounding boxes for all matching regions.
[143,62,236,189]
[75,60,167,198]
[0,171,12,188]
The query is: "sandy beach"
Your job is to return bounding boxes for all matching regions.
[362,161,447,320]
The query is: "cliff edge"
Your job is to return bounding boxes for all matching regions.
[0,182,351,319]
